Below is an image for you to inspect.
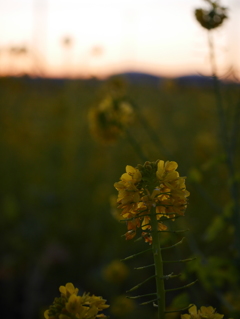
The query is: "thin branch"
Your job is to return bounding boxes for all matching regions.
[126,275,156,293]
[121,248,152,261]
[140,297,161,306]
[161,237,185,250]
[163,257,196,263]
[134,264,155,270]
[164,304,195,313]
[165,280,198,292]
[127,293,157,299]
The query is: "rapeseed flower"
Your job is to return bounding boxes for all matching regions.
[114,160,189,243]
[59,282,79,297]
[88,96,134,144]
[195,0,227,30]
[102,259,129,284]
[181,305,224,319]
[110,295,135,317]
[44,282,109,319]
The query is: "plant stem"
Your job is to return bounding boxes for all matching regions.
[151,206,165,319]
[127,99,171,159]
[207,31,228,153]
[207,30,240,262]
[125,129,148,162]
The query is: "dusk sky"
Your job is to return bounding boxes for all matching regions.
[0,0,239,78]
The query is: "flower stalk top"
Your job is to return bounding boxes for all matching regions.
[114,160,189,243]
[195,0,227,30]
[44,283,109,319]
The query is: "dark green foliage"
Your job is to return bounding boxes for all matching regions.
[0,76,239,319]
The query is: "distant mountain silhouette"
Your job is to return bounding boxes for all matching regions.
[115,71,161,85]
[4,72,236,87]
[109,71,214,86]
[175,74,212,86]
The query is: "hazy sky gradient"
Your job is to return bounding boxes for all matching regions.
[0,0,239,78]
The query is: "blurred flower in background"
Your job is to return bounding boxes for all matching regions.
[195,0,227,30]
[110,295,135,317]
[102,260,129,285]
[88,95,134,144]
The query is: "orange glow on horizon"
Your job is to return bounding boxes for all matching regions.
[0,0,239,79]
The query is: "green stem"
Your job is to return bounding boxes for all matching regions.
[208,32,228,153]
[208,30,240,262]
[125,129,148,162]
[127,98,171,158]
[151,206,165,319]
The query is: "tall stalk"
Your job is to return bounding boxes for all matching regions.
[151,206,165,318]
[207,31,240,261]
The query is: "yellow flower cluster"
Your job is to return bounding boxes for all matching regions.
[88,96,134,144]
[110,295,135,317]
[114,160,189,243]
[102,259,129,284]
[181,305,224,319]
[195,0,227,30]
[44,283,109,319]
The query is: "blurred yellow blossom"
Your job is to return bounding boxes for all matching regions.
[44,283,109,319]
[188,167,203,183]
[224,290,240,312]
[181,304,224,319]
[102,259,129,284]
[114,160,189,243]
[161,78,178,92]
[195,0,227,30]
[110,295,135,317]
[88,95,134,144]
